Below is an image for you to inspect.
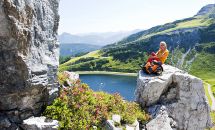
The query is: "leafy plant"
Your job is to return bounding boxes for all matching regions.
[44,74,149,129]
[114,121,121,127]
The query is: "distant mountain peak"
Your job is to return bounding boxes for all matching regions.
[195,4,215,17]
[58,30,142,46]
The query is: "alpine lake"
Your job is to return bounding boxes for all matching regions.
[79,74,137,101]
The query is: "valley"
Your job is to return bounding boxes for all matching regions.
[60,4,215,91]
[58,4,215,129]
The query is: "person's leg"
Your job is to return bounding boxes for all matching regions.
[153,57,160,62]
[148,57,161,62]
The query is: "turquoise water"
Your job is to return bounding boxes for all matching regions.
[79,74,137,101]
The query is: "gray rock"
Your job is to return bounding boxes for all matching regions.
[146,105,174,130]
[0,0,59,129]
[0,116,20,130]
[62,71,79,87]
[0,117,11,129]
[135,65,212,130]
[21,116,58,130]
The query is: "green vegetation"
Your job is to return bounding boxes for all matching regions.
[195,42,215,54]
[189,53,215,94]
[210,111,215,130]
[60,57,110,72]
[176,18,212,29]
[137,18,213,42]
[204,83,212,106]
[59,50,108,72]
[60,43,101,57]
[170,47,184,66]
[203,83,215,130]
[44,73,149,130]
[59,56,71,64]
[61,50,102,66]
[59,50,148,73]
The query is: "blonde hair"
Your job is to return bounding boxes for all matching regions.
[160,41,167,49]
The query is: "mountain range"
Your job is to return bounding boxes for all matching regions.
[58,30,141,46]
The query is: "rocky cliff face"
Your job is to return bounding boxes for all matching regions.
[0,0,59,129]
[195,4,215,18]
[135,65,212,130]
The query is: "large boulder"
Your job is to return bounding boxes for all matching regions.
[0,0,59,129]
[135,65,212,130]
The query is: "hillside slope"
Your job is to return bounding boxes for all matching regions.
[60,4,215,73]
[60,43,102,57]
[60,4,214,83]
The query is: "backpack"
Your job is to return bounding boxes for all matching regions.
[141,60,163,75]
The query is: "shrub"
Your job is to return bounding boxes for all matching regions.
[44,77,149,129]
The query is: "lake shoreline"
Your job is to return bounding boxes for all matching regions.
[75,71,137,76]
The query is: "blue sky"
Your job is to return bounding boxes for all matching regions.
[59,0,214,35]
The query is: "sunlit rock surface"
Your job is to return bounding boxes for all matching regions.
[21,116,58,130]
[0,0,59,129]
[135,65,212,130]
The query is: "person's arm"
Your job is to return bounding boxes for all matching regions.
[155,50,159,55]
[150,50,160,58]
[151,55,158,58]
[150,55,158,58]
[150,51,159,58]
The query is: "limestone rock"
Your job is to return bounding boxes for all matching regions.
[0,0,59,129]
[21,116,58,130]
[61,71,80,87]
[105,114,139,130]
[57,71,80,92]
[146,105,178,130]
[135,65,212,130]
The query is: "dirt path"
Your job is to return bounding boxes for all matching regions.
[207,83,215,111]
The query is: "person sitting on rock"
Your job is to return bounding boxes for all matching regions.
[141,41,169,74]
[147,41,169,64]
